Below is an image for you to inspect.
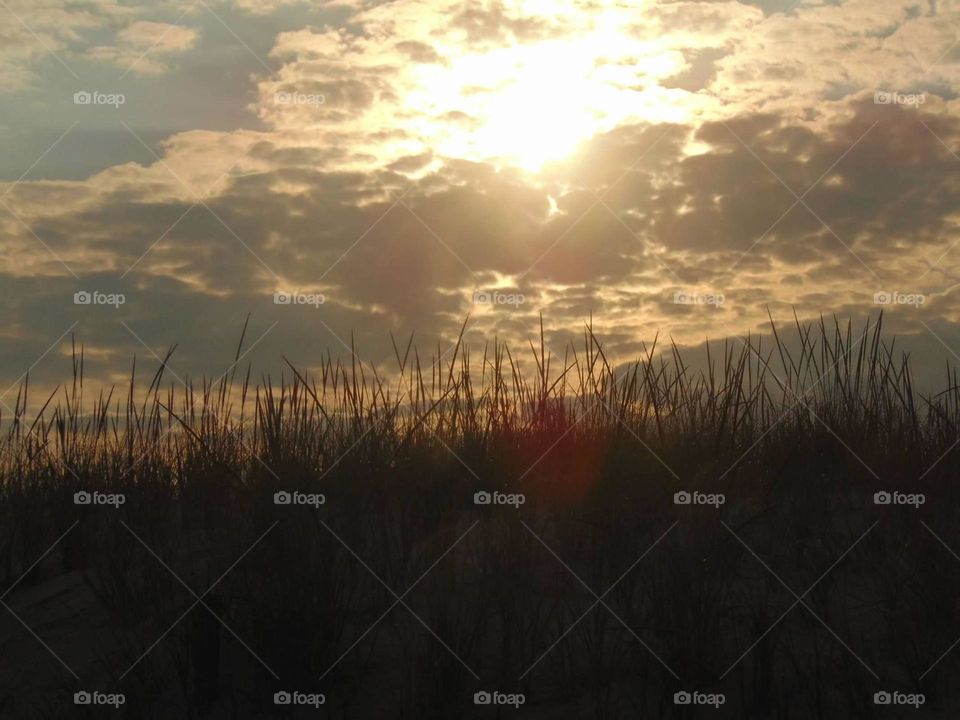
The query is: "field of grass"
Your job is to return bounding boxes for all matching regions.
[2,313,959,718]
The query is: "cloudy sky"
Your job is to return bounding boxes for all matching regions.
[0,0,958,397]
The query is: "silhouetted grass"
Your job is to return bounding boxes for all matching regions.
[2,313,959,718]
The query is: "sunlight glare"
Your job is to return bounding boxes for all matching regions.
[407,27,684,172]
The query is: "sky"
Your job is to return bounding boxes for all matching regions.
[0,0,958,397]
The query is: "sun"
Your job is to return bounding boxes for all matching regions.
[463,45,606,171]
[404,29,685,173]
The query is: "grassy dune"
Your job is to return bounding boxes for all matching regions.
[1,314,959,718]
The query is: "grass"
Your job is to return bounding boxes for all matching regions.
[1,312,960,718]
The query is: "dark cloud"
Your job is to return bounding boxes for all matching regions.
[662,47,728,91]
[394,41,445,64]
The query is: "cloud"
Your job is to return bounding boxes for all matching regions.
[0,0,130,90]
[86,21,200,76]
[0,0,959,394]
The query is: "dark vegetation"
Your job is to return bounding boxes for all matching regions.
[2,314,960,718]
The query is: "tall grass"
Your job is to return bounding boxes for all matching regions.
[2,313,959,718]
